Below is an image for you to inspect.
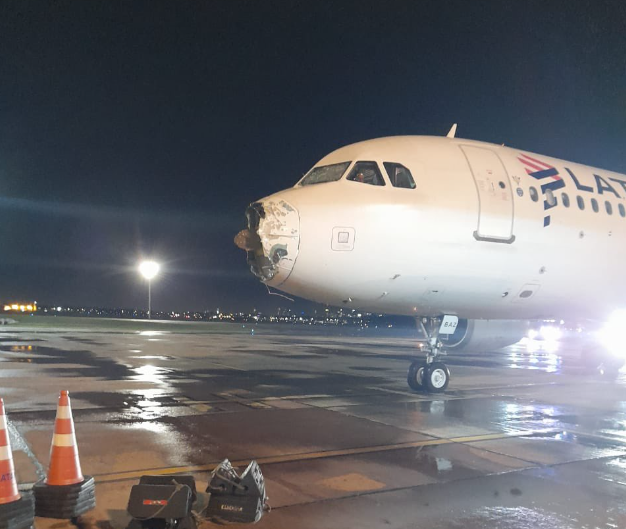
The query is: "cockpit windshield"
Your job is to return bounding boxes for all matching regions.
[299,162,351,186]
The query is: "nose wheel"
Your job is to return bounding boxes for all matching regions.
[407,316,454,393]
[407,360,451,393]
[424,362,450,392]
[407,360,427,390]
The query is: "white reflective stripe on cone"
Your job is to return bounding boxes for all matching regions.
[53,433,76,447]
[56,406,72,419]
[0,416,6,430]
[0,445,11,461]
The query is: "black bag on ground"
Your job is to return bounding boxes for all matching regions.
[127,477,194,521]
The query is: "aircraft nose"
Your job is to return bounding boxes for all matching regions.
[234,197,300,286]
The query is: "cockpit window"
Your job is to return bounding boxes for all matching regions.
[383,162,416,189]
[300,162,351,186]
[346,161,385,186]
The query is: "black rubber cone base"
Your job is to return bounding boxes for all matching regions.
[33,476,96,519]
[0,493,35,529]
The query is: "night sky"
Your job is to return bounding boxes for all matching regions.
[1,1,625,313]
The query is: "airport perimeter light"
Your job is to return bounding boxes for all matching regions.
[138,260,160,319]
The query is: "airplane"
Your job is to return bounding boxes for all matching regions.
[235,125,626,392]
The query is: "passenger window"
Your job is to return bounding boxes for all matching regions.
[529,187,539,202]
[619,204,626,218]
[606,201,613,215]
[545,189,556,207]
[591,198,599,213]
[383,162,416,189]
[561,193,570,208]
[577,196,585,210]
[346,161,385,186]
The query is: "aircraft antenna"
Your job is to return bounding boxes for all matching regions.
[446,123,457,138]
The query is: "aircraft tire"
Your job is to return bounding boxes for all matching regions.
[407,361,427,391]
[425,362,450,393]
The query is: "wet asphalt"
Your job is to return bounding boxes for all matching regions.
[1,320,626,529]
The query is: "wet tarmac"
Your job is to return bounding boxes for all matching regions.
[1,320,626,528]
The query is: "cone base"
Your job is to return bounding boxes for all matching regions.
[0,493,35,529]
[33,476,95,519]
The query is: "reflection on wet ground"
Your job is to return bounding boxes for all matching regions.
[0,323,625,528]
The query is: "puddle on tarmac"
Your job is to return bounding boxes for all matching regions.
[441,506,579,529]
[63,336,106,345]
[131,364,174,384]
[130,355,176,360]
[72,390,179,409]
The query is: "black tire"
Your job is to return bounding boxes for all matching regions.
[407,361,427,391]
[424,362,450,393]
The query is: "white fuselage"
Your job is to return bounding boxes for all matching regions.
[245,136,626,321]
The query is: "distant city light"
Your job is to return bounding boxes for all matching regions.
[2,302,37,313]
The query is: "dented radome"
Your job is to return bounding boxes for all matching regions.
[234,198,300,285]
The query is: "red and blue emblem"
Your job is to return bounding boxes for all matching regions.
[517,153,565,227]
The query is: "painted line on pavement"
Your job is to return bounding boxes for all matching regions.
[93,428,554,484]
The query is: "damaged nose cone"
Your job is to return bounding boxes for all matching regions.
[237,198,300,285]
[234,229,261,252]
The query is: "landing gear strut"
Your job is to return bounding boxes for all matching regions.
[407,316,453,393]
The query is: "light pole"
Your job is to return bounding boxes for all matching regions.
[138,261,160,319]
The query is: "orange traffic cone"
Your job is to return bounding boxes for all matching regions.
[0,398,35,529]
[34,391,95,519]
[0,399,20,504]
[46,390,83,486]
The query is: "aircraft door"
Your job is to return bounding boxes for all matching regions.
[461,145,515,243]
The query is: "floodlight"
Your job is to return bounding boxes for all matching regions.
[138,260,161,319]
[139,261,160,280]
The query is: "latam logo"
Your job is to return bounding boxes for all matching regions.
[517,154,564,227]
[517,153,626,228]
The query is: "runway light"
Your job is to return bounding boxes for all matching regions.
[600,309,626,357]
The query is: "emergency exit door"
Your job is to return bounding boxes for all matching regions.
[461,145,515,243]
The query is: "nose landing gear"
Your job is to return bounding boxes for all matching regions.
[407,360,427,391]
[407,316,455,393]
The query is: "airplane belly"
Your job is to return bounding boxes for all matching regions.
[280,209,521,317]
